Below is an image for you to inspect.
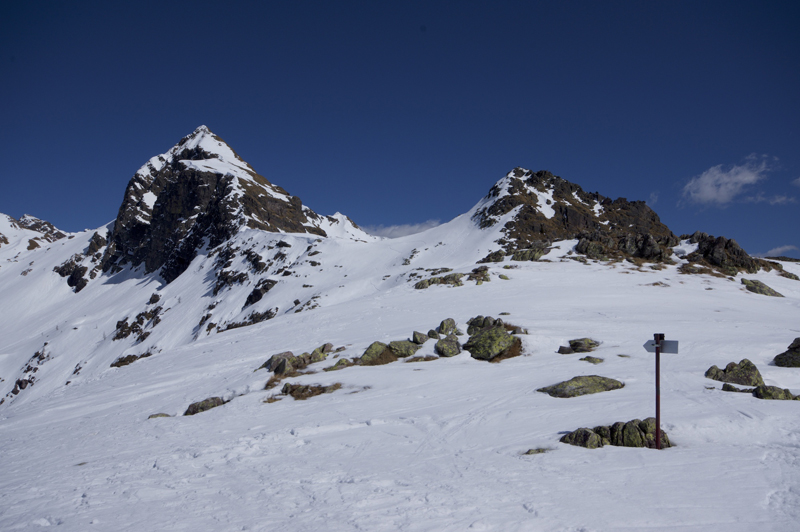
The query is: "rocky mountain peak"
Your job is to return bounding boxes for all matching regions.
[473,167,679,261]
[101,126,334,283]
[16,215,67,243]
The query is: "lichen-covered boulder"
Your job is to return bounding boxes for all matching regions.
[438,318,457,336]
[260,351,296,373]
[538,375,624,398]
[774,338,800,367]
[580,356,604,364]
[184,397,225,416]
[557,346,574,354]
[427,329,440,339]
[360,341,397,366]
[281,382,341,400]
[435,335,461,357]
[324,358,354,372]
[741,279,784,297]
[388,340,421,358]
[752,385,797,400]
[464,326,516,361]
[704,359,764,386]
[412,331,429,345]
[568,338,600,353]
[559,427,603,449]
[148,413,171,419]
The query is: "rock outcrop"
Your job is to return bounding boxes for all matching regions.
[561,417,671,449]
[774,338,800,367]
[538,376,624,398]
[741,279,783,297]
[704,359,764,387]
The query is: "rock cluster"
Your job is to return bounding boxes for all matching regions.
[260,344,333,375]
[464,315,523,362]
[560,417,671,449]
[721,383,799,400]
[704,359,764,387]
[557,338,599,354]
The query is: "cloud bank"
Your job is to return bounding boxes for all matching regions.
[362,220,441,238]
[682,155,773,206]
[757,244,799,258]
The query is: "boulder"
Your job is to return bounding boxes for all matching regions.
[560,417,671,449]
[427,329,440,340]
[435,335,462,357]
[281,382,341,400]
[148,413,171,419]
[360,341,397,366]
[569,338,600,353]
[184,397,225,416]
[324,358,354,372]
[721,383,754,393]
[412,331,429,345]
[260,351,295,373]
[704,359,764,386]
[580,356,604,364]
[388,340,422,358]
[537,375,624,398]
[438,318,457,336]
[557,346,574,354]
[752,385,797,400]
[773,338,800,367]
[741,279,784,297]
[464,326,517,361]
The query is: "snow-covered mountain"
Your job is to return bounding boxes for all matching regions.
[1,127,799,531]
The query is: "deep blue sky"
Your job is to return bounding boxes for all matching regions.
[2,1,798,257]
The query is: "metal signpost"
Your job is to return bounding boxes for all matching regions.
[643,334,679,449]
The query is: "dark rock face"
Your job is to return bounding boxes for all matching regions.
[704,359,764,387]
[561,417,671,449]
[473,168,678,259]
[538,376,624,398]
[774,338,800,367]
[101,126,329,283]
[683,232,771,275]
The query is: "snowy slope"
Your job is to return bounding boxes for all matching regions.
[1,209,799,530]
[2,129,800,530]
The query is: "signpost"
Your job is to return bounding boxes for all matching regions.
[642,334,679,450]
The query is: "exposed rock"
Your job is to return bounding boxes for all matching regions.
[752,385,797,400]
[261,347,329,375]
[464,326,517,361]
[567,338,599,353]
[324,358,355,372]
[721,383,755,393]
[412,331,429,345]
[558,346,575,355]
[704,359,764,386]
[388,340,422,358]
[561,417,671,449]
[148,413,171,419]
[523,448,550,455]
[774,338,800,367]
[184,397,225,416]
[512,242,550,262]
[406,355,439,363]
[438,318,457,336]
[741,279,783,297]
[360,342,397,366]
[467,265,491,284]
[53,254,89,293]
[243,279,277,308]
[427,329,440,339]
[16,215,67,242]
[414,273,464,289]
[580,356,604,364]
[477,250,505,264]
[435,335,462,357]
[281,382,341,400]
[537,375,624,398]
[684,232,772,275]
[110,352,152,368]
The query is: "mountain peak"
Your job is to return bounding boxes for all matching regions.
[101,127,337,283]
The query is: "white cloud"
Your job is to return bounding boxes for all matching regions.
[362,220,441,238]
[682,155,772,206]
[745,193,796,205]
[792,177,800,188]
[647,192,659,206]
[757,245,799,258]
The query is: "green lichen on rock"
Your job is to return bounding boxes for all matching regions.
[148,413,171,419]
[499,274,510,280]
[774,338,800,367]
[414,273,465,289]
[388,340,422,358]
[260,348,329,375]
[435,335,462,357]
[752,385,797,400]
[438,318,457,336]
[511,248,547,262]
[477,250,505,263]
[184,397,225,416]
[412,331,429,345]
[464,326,516,361]
[324,358,354,372]
[523,448,550,455]
[360,341,397,366]
[579,356,604,364]
[538,375,624,398]
[705,359,764,386]
[741,278,784,297]
[561,417,671,449]
[779,270,800,281]
[281,382,342,400]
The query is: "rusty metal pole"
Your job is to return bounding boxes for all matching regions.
[654,333,664,450]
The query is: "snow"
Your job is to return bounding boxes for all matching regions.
[533,187,556,219]
[141,191,157,210]
[2,201,800,530]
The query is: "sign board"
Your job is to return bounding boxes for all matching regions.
[643,340,679,354]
